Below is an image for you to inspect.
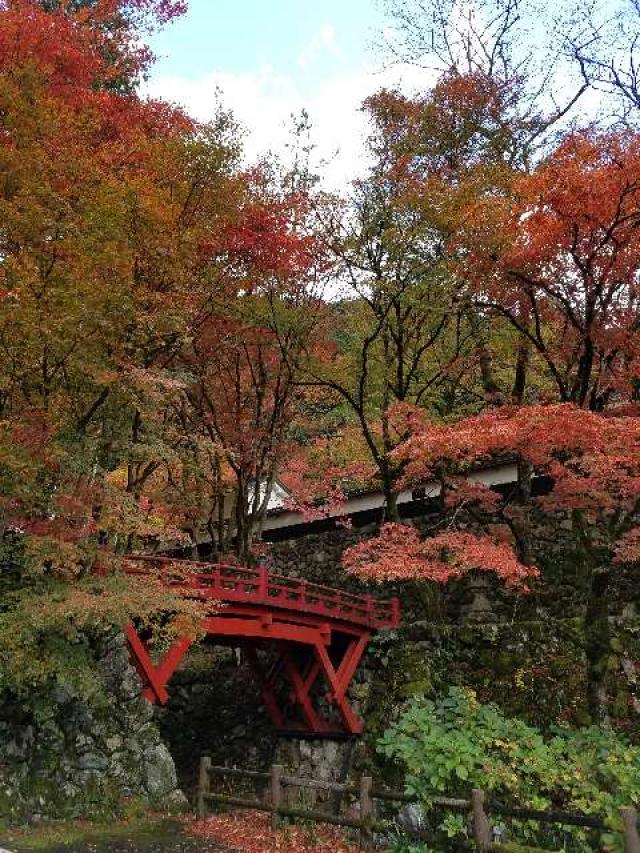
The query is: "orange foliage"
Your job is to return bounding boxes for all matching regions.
[0,1,187,90]
[457,130,640,406]
[0,0,238,571]
[343,522,537,587]
[280,428,375,521]
[344,403,640,586]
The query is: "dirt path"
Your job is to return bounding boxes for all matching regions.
[36,841,237,852]
[2,819,239,853]
[4,810,359,852]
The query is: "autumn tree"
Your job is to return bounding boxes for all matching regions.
[332,18,640,726]
[176,184,328,563]
[0,0,247,699]
[456,129,640,410]
[360,73,555,408]
[301,88,481,521]
[376,2,634,409]
[297,64,572,521]
[565,0,640,123]
[381,0,591,144]
[343,402,639,722]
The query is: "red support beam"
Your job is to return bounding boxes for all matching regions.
[279,644,327,733]
[223,605,355,636]
[125,624,169,705]
[203,616,331,647]
[313,642,364,735]
[303,659,322,695]
[242,646,285,729]
[125,626,194,704]
[146,635,193,703]
[330,633,370,704]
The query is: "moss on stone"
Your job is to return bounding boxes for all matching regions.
[361,614,640,774]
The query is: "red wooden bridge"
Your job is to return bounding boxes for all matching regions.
[123,556,401,736]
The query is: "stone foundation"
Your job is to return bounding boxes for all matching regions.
[274,738,357,810]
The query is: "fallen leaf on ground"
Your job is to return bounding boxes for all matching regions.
[182,810,360,852]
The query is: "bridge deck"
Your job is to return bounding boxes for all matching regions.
[123,556,400,736]
[123,555,401,630]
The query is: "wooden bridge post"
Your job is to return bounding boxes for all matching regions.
[621,806,640,853]
[258,564,268,599]
[365,594,374,622]
[270,764,283,830]
[197,755,211,819]
[471,788,491,851]
[359,775,374,849]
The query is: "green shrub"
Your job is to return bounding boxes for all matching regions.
[378,687,640,851]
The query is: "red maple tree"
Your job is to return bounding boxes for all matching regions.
[343,402,640,720]
[180,185,329,562]
[456,130,640,410]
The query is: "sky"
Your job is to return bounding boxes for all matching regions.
[144,0,433,188]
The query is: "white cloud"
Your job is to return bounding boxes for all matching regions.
[144,60,435,191]
[298,23,342,68]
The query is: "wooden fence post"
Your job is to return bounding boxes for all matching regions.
[197,756,211,819]
[271,764,283,830]
[471,788,491,851]
[621,806,640,853]
[359,775,374,849]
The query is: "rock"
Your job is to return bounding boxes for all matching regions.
[143,743,178,798]
[4,730,33,760]
[74,734,93,752]
[135,698,155,723]
[105,735,123,752]
[162,788,189,813]
[52,685,73,705]
[396,802,430,833]
[76,751,108,771]
[0,629,184,824]
[60,782,79,799]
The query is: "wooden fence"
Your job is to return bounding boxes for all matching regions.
[196,758,640,852]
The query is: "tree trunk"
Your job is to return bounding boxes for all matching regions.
[234,477,250,565]
[468,309,505,403]
[576,335,595,408]
[511,339,530,404]
[584,566,611,725]
[512,457,533,566]
[383,483,400,523]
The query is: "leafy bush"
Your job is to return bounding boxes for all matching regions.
[0,554,204,716]
[379,687,640,851]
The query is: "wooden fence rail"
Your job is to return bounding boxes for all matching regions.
[197,758,640,852]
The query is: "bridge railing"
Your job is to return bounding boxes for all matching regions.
[122,555,400,630]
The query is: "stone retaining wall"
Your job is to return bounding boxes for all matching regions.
[264,510,637,623]
[0,632,185,825]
